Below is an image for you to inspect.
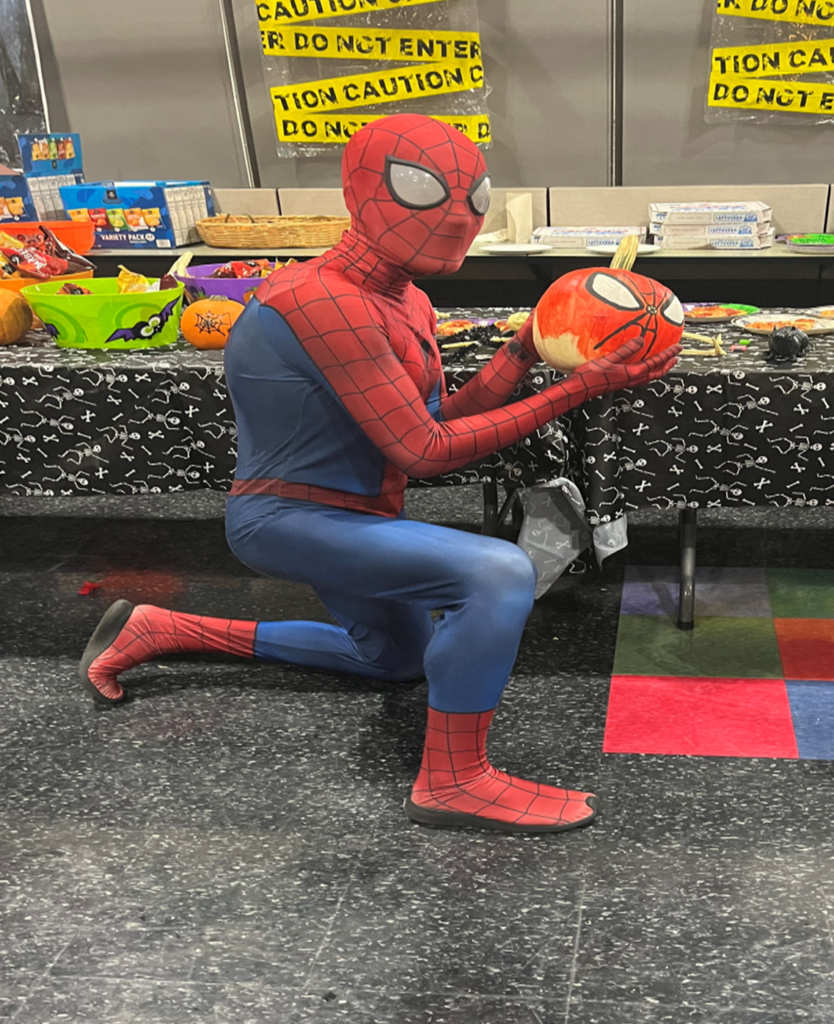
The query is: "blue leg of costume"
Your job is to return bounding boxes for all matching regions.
[226,495,537,713]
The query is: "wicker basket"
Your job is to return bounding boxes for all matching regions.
[196,214,350,249]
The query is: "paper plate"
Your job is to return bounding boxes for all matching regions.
[585,243,660,256]
[684,303,760,323]
[803,306,834,319]
[731,314,834,336]
[480,243,554,255]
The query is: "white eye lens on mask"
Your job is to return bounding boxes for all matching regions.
[586,272,642,311]
[385,157,450,210]
[662,294,684,326]
[468,173,491,216]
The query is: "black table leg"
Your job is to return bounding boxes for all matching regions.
[510,489,525,531]
[482,480,499,536]
[677,507,697,631]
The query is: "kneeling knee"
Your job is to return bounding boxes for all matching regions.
[465,546,537,616]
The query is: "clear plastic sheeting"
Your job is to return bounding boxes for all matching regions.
[707,1,834,124]
[0,0,47,169]
[256,0,490,156]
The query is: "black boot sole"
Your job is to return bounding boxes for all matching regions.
[78,599,135,707]
[404,795,598,834]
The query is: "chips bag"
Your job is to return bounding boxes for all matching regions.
[116,265,150,294]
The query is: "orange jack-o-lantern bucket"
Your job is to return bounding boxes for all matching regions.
[533,268,684,373]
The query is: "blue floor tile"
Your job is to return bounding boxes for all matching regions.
[621,566,771,618]
[786,681,834,760]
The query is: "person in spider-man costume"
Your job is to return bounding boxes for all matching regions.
[79,114,678,834]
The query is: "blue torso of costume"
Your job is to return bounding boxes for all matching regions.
[226,299,390,495]
[224,233,442,517]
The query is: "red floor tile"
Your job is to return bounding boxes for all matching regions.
[774,619,834,682]
[604,675,799,758]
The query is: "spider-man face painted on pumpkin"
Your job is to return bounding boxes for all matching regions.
[532,267,685,373]
[342,113,489,278]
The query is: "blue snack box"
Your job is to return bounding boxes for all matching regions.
[0,174,38,222]
[59,180,214,249]
[17,133,84,177]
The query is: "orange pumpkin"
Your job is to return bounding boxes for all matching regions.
[180,297,244,350]
[0,290,34,345]
[533,268,684,373]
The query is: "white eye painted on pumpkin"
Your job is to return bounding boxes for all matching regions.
[586,272,642,311]
[661,294,684,326]
[385,157,450,210]
[468,173,491,216]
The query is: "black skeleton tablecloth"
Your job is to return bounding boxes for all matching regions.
[0,309,829,518]
[0,307,569,496]
[569,319,834,525]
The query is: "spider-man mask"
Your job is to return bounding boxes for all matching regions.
[532,267,684,373]
[342,113,489,278]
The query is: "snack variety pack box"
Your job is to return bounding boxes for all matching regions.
[0,174,38,222]
[650,222,771,237]
[17,133,85,220]
[655,230,776,250]
[59,181,214,249]
[649,201,772,225]
[530,226,648,248]
[18,133,83,176]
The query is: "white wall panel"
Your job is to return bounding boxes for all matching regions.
[623,0,834,185]
[40,0,253,186]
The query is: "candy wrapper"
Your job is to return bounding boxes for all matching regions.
[0,231,24,251]
[210,259,272,280]
[36,224,95,275]
[56,282,92,295]
[0,246,68,280]
[116,266,150,294]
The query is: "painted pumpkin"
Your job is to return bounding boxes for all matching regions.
[0,290,34,345]
[533,268,684,373]
[180,297,244,350]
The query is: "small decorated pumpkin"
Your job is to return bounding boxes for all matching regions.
[180,297,244,350]
[533,268,684,373]
[0,290,34,345]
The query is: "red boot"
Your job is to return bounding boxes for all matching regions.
[79,600,257,706]
[405,707,597,834]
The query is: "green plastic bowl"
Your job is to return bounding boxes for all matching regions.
[20,278,184,350]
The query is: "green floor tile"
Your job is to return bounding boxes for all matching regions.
[766,569,834,619]
[613,615,783,679]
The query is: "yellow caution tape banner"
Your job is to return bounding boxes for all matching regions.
[261,25,480,61]
[276,112,491,143]
[271,59,484,114]
[709,72,834,111]
[257,0,446,29]
[712,38,834,75]
[716,0,834,27]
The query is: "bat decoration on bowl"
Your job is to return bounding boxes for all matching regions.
[104,296,180,344]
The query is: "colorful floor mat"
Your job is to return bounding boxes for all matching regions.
[604,567,834,759]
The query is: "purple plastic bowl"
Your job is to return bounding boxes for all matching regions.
[174,262,274,305]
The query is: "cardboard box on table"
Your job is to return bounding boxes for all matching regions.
[0,174,38,223]
[17,133,85,220]
[59,180,214,249]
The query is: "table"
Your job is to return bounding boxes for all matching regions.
[2,308,830,631]
[0,317,564,498]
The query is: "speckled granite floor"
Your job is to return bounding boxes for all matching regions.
[3,489,834,1023]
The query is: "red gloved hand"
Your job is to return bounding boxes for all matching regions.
[565,337,681,404]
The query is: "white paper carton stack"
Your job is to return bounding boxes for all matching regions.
[530,226,648,249]
[649,202,773,249]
